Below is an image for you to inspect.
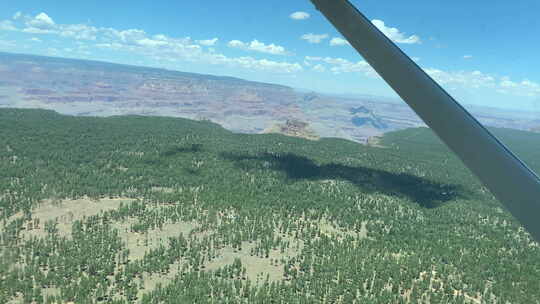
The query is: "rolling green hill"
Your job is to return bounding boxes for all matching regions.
[1,108,539,303]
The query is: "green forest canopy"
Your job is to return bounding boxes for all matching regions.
[1,108,539,303]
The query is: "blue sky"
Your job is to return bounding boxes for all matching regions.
[0,0,539,111]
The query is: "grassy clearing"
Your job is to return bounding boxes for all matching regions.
[114,219,198,261]
[2,197,133,239]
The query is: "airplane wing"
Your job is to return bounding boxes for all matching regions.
[310,0,540,242]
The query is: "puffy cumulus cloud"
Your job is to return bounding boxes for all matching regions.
[26,12,55,30]
[227,40,246,51]
[0,11,308,76]
[136,38,169,47]
[34,20,300,73]
[228,40,243,48]
[60,24,99,40]
[153,34,167,41]
[8,12,97,38]
[301,33,329,44]
[329,37,349,46]
[305,55,377,77]
[424,68,495,88]
[109,28,147,44]
[423,69,540,97]
[207,54,302,73]
[244,58,302,73]
[197,38,218,46]
[329,61,374,75]
[303,55,539,98]
[227,39,288,55]
[290,11,310,20]
[498,78,540,97]
[371,19,421,44]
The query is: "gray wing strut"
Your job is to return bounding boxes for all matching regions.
[310,0,540,242]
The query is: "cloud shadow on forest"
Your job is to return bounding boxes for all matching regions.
[220,151,469,208]
[160,143,203,157]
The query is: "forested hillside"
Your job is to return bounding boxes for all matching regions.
[1,108,539,303]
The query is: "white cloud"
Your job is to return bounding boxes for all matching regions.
[22,27,54,34]
[208,54,302,73]
[227,40,247,49]
[520,79,540,96]
[153,34,167,41]
[95,42,123,50]
[303,56,538,98]
[463,55,473,59]
[6,11,537,97]
[13,12,22,20]
[312,64,326,72]
[2,11,539,102]
[0,11,300,74]
[27,12,55,29]
[29,37,42,42]
[227,39,288,55]
[290,11,310,20]
[305,55,377,77]
[249,58,301,72]
[424,68,495,88]
[418,70,540,97]
[498,78,540,97]
[110,29,147,44]
[228,40,243,48]
[329,37,350,46]
[197,38,218,46]
[500,77,517,88]
[412,57,421,62]
[301,33,329,44]
[0,20,17,31]
[92,30,300,73]
[521,79,540,89]
[60,24,98,40]
[136,38,169,47]
[371,19,421,44]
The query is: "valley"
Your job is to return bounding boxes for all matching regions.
[1,52,539,145]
